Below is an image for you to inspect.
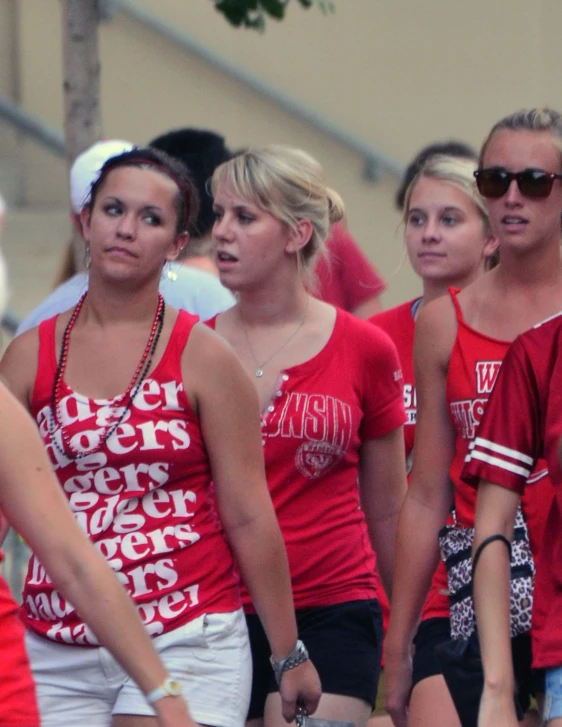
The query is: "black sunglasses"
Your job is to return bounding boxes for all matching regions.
[474,168,562,199]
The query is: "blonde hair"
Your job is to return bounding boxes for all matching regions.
[211,145,345,271]
[404,154,498,270]
[404,155,490,233]
[480,107,562,167]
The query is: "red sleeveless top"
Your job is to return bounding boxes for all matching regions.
[446,288,553,555]
[23,311,241,645]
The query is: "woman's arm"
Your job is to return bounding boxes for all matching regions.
[184,324,321,722]
[473,482,519,727]
[0,383,195,727]
[359,428,407,598]
[0,328,39,410]
[384,298,457,727]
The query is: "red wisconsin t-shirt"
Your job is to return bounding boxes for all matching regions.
[462,311,562,668]
[314,224,386,311]
[24,311,241,645]
[208,309,406,609]
[371,299,449,622]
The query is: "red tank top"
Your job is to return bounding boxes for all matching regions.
[23,311,241,645]
[446,288,553,557]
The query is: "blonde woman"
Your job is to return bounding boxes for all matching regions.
[371,154,498,727]
[207,145,408,727]
[385,108,562,727]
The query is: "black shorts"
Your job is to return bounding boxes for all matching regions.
[411,618,542,713]
[412,617,451,688]
[246,599,383,720]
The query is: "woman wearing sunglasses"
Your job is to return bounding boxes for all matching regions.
[384,107,562,727]
[371,154,498,727]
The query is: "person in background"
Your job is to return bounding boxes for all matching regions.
[208,144,408,727]
[385,107,562,727]
[149,127,231,278]
[16,138,234,335]
[394,141,478,212]
[313,222,387,317]
[369,154,498,727]
[1,146,321,727]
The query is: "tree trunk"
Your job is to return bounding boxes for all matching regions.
[61,0,102,269]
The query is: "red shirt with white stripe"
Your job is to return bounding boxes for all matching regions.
[462,311,562,668]
[23,311,241,645]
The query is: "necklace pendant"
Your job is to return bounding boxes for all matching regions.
[255,368,264,378]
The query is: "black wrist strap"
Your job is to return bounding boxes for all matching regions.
[472,533,511,577]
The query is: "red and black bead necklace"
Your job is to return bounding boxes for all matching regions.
[48,292,166,461]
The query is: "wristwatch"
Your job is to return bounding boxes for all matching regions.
[146,677,183,705]
[270,639,309,686]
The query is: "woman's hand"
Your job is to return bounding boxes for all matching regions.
[278,660,322,723]
[383,643,412,727]
[153,695,198,727]
[478,686,519,727]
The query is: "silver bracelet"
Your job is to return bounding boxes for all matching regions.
[270,640,309,686]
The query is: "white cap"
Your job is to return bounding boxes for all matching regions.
[70,139,134,213]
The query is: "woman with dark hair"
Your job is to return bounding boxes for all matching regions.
[0,147,320,727]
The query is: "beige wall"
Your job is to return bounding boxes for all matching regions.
[3,1,562,304]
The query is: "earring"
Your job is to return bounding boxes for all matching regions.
[162,260,178,281]
[84,245,91,270]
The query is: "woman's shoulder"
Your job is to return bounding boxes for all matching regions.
[0,327,41,409]
[414,294,458,371]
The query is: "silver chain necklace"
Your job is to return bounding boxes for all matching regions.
[239,298,309,378]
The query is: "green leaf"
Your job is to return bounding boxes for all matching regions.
[214,0,335,30]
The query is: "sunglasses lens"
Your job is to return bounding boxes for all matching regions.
[517,171,554,199]
[475,171,509,198]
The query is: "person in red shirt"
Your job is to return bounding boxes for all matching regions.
[370,153,498,726]
[463,311,562,727]
[209,145,408,727]
[313,222,386,317]
[385,107,562,727]
[0,147,321,727]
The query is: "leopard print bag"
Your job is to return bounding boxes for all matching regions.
[438,506,534,640]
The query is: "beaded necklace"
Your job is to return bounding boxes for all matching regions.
[48,292,166,461]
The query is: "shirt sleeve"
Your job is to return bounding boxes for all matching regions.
[316,224,386,311]
[359,322,406,440]
[462,338,542,494]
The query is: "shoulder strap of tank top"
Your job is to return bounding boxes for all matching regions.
[159,309,200,375]
[31,316,58,411]
[448,287,464,323]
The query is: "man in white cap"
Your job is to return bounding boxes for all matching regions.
[16,139,234,335]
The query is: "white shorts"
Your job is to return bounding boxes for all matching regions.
[25,609,252,727]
